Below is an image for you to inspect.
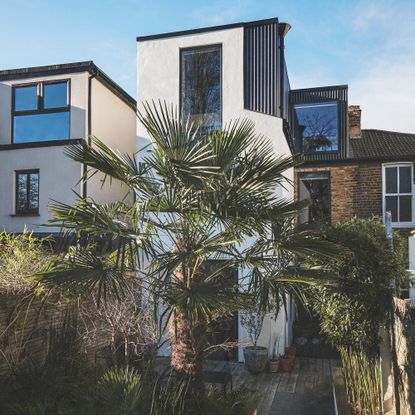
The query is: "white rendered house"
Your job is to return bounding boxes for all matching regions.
[0,61,136,235]
[136,18,296,361]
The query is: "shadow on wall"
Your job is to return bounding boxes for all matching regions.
[0,83,12,145]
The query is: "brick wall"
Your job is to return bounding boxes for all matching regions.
[295,162,382,225]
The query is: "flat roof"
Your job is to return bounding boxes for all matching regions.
[0,61,136,109]
[137,17,279,42]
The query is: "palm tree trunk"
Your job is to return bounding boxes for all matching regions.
[169,256,206,405]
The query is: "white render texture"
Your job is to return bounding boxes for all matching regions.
[137,27,293,199]
[0,70,136,233]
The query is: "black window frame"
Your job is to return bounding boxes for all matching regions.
[294,101,341,155]
[12,79,71,144]
[179,44,223,132]
[15,169,40,216]
[298,171,331,224]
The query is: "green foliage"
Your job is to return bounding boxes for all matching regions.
[33,101,342,412]
[96,367,145,415]
[339,347,381,415]
[312,217,408,354]
[310,217,408,414]
[0,228,54,293]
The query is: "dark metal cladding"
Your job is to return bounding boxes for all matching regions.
[244,20,279,117]
[290,85,348,160]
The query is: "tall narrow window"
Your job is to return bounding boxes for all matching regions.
[383,164,413,224]
[13,80,70,143]
[298,172,330,224]
[294,102,339,153]
[15,170,39,215]
[180,45,222,132]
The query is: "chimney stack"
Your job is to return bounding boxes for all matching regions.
[348,105,362,138]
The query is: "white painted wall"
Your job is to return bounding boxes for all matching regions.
[0,72,89,233]
[0,147,82,233]
[137,27,292,175]
[88,78,136,205]
[137,27,295,361]
[0,71,136,234]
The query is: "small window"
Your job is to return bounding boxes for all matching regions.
[384,164,413,224]
[14,85,38,112]
[298,172,330,224]
[15,170,39,215]
[13,80,70,143]
[180,45,222,132]
[43,82,68,109]
[14,112,70,143]
[294,102,339,153]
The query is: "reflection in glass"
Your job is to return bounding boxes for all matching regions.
[13,112,70,143]
[17,174,28,212]
[298,173,330,224]
[16,171,39,214]
[399,166,411,193]
[385,167,398,193]
[181,45,221,132]
[385,196,398,222]
[44,82,68,109]
[29,173,39,209]
[294,102,338,153]
[15,85,38,112]
[400,196,412,222]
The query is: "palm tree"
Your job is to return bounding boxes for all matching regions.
[37,102,338,411]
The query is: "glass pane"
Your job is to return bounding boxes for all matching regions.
[399,166,412,193]
[399,196,412,222]
[294,102,338,153]
[28,173,39,210]
[13,112,70,143]
[385,167,398,193]
[44,82,68,109]
[14,85,38,112]
[385,196,398,222]
[17,174,28,211]
[181,46,221,132]
[298,174,330,224]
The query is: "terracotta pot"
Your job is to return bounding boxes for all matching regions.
[285,346,297,357]
[280,356,294,372]
[243,346,268,374]
[269,358,280,373]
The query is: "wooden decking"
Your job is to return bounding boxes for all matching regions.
[154,357,339,415]
[204,357,340,415]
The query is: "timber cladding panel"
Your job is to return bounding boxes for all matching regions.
[0,294,108,376]
[295,162,383,225]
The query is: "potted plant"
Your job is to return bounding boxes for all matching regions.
[269,334,280,373]
[285,346,297,358]
[241,310,268,374]
[280,354,294,372]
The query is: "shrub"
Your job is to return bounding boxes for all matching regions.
[310,217,409,414]
[0,229,54,294]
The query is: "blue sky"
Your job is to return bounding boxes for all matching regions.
[1,0,414,132]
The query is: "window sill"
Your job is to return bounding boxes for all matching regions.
[10,213,40,217]
[391,223,415,229]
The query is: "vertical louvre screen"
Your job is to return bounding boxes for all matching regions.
[244,21,279,116]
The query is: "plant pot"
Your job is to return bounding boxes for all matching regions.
[280,355,294,373]
[269,358,280,373]
[243,346,268,374]
[285,346,297,358]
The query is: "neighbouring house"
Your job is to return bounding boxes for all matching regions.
[292,85,415,237]
[136,18,296,361]
[0,61,137,235]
